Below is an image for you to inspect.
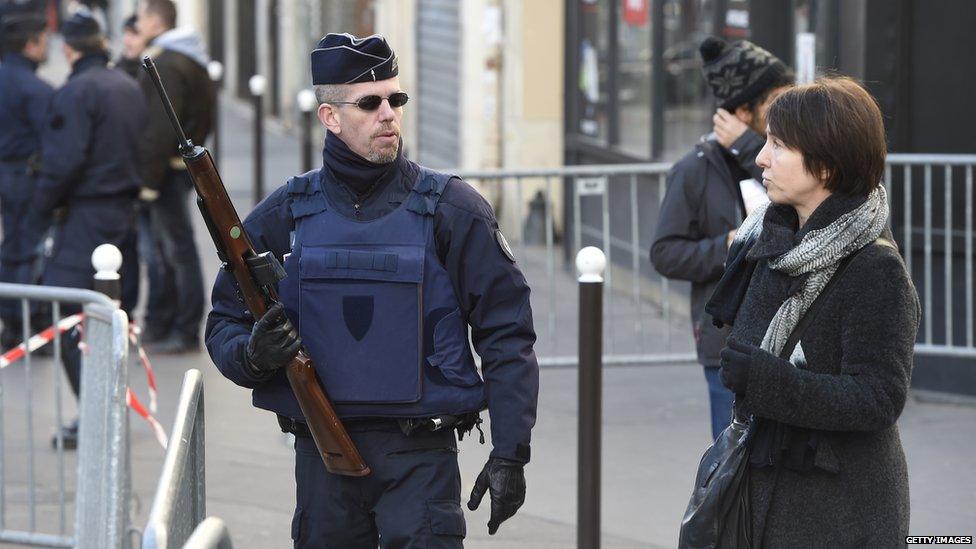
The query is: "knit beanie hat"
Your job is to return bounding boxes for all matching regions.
[699,36,791,110]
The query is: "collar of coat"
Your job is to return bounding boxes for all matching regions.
[705,189,870,328]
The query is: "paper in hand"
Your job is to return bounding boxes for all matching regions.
[739,178,770,217]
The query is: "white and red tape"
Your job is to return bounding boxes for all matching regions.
[0,314,168,449]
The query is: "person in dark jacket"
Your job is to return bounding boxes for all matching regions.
[650,37,793,440]
[0,4,53,349]
[33,11,146,448]
[206,33,538,547]
[705,76,919,546]
[136,0,213,353]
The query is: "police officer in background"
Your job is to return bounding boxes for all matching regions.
[0,2,52,350]
[206,33,539,547]
[33,11,146,447]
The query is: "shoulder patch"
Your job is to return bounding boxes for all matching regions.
[495,230,516,263]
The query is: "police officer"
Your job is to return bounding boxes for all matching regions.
[206,33,539,547]
[33,11,146,448]
[0,2,52,350]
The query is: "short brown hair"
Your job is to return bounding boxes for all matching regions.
[767,76,887,197]
[142,0,177,29]
[66,34,106,56]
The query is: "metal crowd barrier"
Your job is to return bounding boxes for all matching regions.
[460,163,694,368]
[885,154,976,358]
[0,283,129,548]
[182,518,232,549]
[459,153,976,366]
[143,369,217,549]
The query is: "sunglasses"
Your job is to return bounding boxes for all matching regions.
[330,92,409,111]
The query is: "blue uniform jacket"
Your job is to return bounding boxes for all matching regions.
[0,53,53,160]
[206,155,540,463]
[33,53,146,218]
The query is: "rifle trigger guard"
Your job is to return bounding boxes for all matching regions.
[245,251,287,287]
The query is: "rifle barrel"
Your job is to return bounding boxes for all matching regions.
[142,56,193,152]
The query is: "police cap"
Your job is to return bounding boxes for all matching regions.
[61,10,101,42]
[310,32,398,85]
[0,1,46,38]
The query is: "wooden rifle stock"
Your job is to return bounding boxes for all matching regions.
[142,56,369,477]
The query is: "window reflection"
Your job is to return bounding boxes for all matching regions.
[578,0,611,144]
[660,0,718,160]
[618,0,652,157]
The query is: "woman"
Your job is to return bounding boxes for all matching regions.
[704,76,920,546]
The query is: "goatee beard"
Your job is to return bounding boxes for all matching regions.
[368,141,399,164]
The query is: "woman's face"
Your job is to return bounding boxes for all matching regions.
[756,126,829,213]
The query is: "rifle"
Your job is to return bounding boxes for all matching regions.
[142,56,369,477]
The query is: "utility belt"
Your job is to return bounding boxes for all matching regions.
[278,412,485,442]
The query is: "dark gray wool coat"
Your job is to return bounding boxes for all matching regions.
[725,192,920,547]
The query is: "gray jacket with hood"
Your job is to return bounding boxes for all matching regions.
[138,27,214,190]
[650,128,765,366]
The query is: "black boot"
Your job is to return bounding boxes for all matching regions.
[51,418,79,450]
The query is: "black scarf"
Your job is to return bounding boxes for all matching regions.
[322,131,399,198]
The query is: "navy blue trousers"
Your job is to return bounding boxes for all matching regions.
[703,365,735,441]
[292,423,465,548]
[41,199,138,396]
[0,163,39,328]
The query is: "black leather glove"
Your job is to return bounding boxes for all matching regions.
[245,302,302,376]
[719,338,754,395]
[466,457,526,535]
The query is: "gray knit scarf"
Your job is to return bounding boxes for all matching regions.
[734,186,890,357]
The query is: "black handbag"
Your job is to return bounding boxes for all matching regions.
[678,242,874,549]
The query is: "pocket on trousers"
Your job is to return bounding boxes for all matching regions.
[427,499,466,538]
[426,308,482,387]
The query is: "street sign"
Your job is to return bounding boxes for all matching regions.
[576,177,607,196]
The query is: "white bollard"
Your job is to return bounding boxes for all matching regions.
[248,74,267,97]
[92,244,122,302]
[207,60,224,83]
[297,89,318,173]
[297,88,317,113]
[576,246,607,283]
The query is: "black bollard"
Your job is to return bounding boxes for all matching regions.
[249,75,267,205]
[297,89,317,174]
[207,61,224,165]
[576,246,605,549]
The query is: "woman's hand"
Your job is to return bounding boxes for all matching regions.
[719,338,755,395]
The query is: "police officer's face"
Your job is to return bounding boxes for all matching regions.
[324,77,403,164]
[23,31,49,63]
[122,29,146,58]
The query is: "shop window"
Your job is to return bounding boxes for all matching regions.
[660,0,718,160]
[617,0,652,157]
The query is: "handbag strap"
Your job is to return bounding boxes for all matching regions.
[779,238,891,360]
